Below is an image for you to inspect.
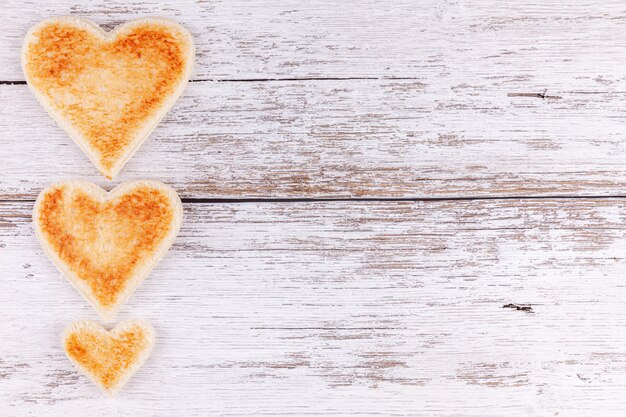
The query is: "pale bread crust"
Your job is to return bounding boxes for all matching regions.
[21,17,195,179]
[33,180,183,322]
[62,320,155,396]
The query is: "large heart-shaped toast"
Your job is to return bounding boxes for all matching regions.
[21,17,195,179]
[33,180,182,321]
[63,320,155,395]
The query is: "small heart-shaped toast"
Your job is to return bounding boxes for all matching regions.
[33,180,182,321]
[63,320,155,395]
[22,17,195,179]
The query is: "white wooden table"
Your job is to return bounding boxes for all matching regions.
[2,1,626,415]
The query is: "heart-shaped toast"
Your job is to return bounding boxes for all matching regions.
[63,320,155,395]
[33,180,182,321]
[21,17,195,179]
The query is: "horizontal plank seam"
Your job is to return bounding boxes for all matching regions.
[6,195,626,204]
[250,327,404,330]
[180,195,626,203]
[195,76,422,83]
[0,76,420,85]
[1,79,617,97]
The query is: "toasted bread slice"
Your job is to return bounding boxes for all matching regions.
[21,17,195,179]
[33,180,182,322]
[63,320,155,395]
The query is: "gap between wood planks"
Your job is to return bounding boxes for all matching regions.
[0,77,573,97]
[6,194,626,204]
[0,78,591,99]
[180,194,626,203]
[0,77,593,99]
[1,77,417,85]
[181,195,626,203]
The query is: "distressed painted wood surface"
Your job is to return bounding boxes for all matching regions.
[4,81,626,199]
[2,0,626,89]
[4,1,626,198]
[3,1,626,198]
[3,0,626,416]
[3,199,626,416]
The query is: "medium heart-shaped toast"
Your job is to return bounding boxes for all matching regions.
[63,320,155,395]
[33,180,182,321]
[21,17,195,179]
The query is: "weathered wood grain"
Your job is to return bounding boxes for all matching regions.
[3,81,626,199]
[4,1,626,415]
[5,0,626,199]
[3,0,626,91]
[3,198,626,415]
[2,0,441,81]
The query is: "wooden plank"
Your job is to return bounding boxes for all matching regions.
[3,198,626,414]
[1,0,626,91]
[3,81,626,199]
[1,0,445,81]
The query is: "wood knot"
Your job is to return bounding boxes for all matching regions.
[502,303,533,313]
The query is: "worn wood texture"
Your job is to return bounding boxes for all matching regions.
[4,0,626,198]
[3,0,437,81]
[2,0,626,89]
[3,1,626,415]
[4,81,626,199]
[3,199,626,415]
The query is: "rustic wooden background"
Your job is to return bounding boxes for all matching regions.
[2,0,626,415]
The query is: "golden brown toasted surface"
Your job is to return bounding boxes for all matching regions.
[64,323,151,390]
[37,184,175,307]
[23,20,190,170]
